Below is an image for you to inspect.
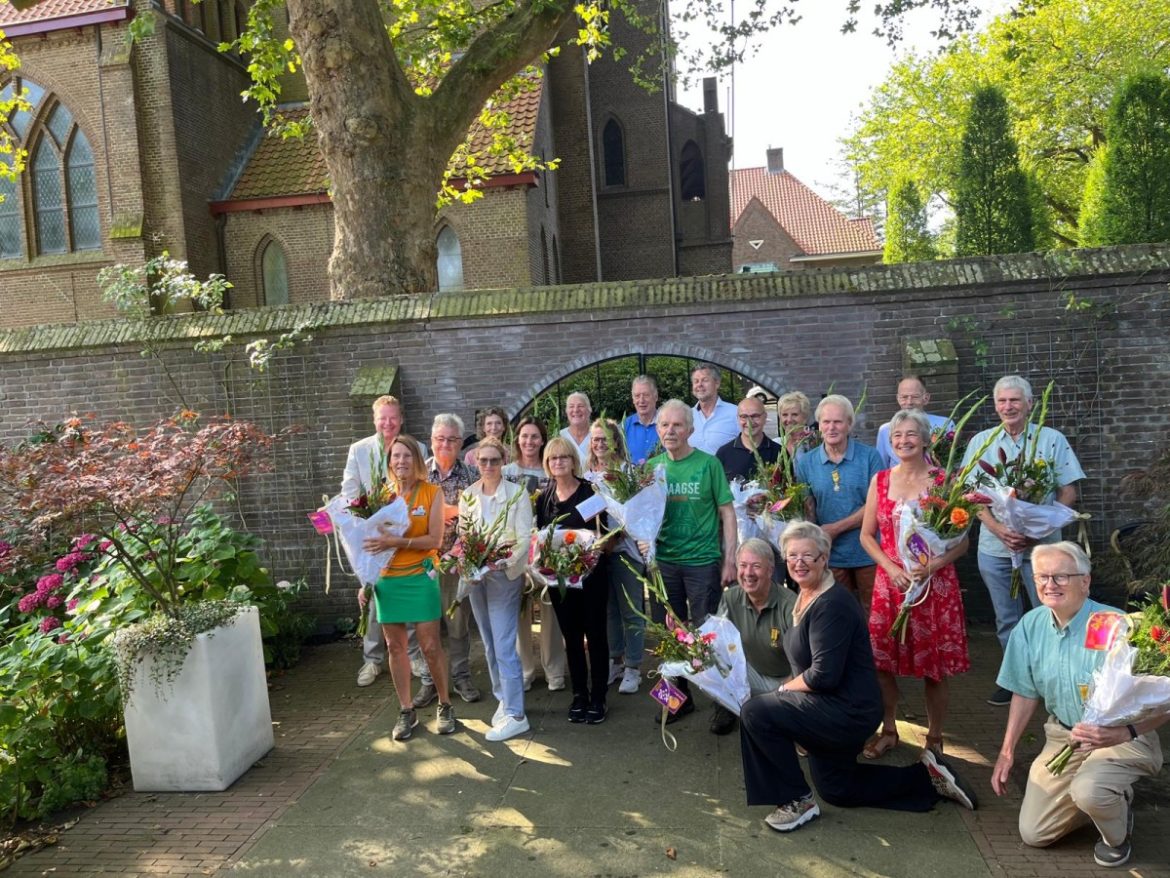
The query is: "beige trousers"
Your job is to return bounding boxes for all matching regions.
[518,587,567,686]
[1020,719,1163,848]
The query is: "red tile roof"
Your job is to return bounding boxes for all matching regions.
[0,0,128,28]
[730,166,880,256]
[226,82,544,202]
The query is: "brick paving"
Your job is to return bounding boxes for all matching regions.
[6,627,1169,877]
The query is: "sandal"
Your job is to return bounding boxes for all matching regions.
[862,727,899,759]
[924,734,944,757]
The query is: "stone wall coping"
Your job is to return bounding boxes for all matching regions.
[3,244,1168,355]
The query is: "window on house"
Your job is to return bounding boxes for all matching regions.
[602,118,625,187]
[680,140,706,201]
[0,77,102,258]
[436,226,463,291]
[261,239,290,306]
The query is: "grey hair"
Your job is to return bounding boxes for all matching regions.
[777,391,811,420]
[566,391,593,413]
[888,409,932,441]
[737,538,776,569]
[691,362,722,385]
[815,393,855,425]
[1032,541,1091,575]
[432,412,465,435]
[658,398,694,429]
[780,521,832,559]
[994,374,1034,403]
[632,374,658,392]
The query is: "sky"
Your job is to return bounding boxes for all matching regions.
[676,1,1010,204]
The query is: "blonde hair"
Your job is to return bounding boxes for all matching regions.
[390,433,427,482]
[542,436,583,479]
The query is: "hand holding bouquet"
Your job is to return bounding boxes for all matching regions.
[439,490,521,616]
[586,461,667,564]
[325,458,410,587]
[1047,588,1170,775]
[527,518,617,597]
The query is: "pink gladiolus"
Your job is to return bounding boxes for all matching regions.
[691,658,702,669]
[964,492,994,505]
[39,616,61,633]
[701,632,717,644]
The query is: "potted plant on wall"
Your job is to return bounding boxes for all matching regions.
[0,412,289,791]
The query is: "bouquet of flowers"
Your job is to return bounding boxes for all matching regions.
[526,517,617,597]
[888,398,992,640]
[325,454,409,589]
[439,490,521,616]
[1046,587,1170,775]
[733,446,808,548]
[621,559,749,714]
[972,382,1090,597]
[730,478,765,546]
[586,460,668,564]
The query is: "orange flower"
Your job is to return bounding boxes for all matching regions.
[950,507,970,528]
[563,531,577,545]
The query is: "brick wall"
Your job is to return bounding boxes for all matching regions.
[2,244,1167,625]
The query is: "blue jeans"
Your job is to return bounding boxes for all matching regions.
[607,553,646,670]
[466,570,525,719]
[978,552,1039,651]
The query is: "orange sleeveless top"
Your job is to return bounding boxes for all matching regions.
[382,482,441,576]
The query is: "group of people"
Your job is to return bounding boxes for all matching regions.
[336,365,1165,869]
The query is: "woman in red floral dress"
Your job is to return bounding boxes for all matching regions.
[859,409,971,759]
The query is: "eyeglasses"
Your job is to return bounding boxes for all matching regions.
[785,553,823,565]
[431,436,461,445]
[1034,573,1086,587]
[476,457,503,466]
[738,414,765,421]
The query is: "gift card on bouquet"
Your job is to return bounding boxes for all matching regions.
[1083,611,1126,651]
[308,509,333,535]
[650,677,688,715]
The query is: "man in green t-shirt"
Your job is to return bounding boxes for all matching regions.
[647,399,736,722]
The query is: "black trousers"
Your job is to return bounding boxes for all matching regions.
[550,563,610,702]
[740,689,938,812]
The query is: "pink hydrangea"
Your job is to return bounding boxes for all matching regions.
[17,593,40,613]
[56,633,71,645]
[98,540,113,552]
[67,598,79,611]
[45,595,63,609]
[73,534,98,550]
[39,616,61,634]
[36,573,64,594]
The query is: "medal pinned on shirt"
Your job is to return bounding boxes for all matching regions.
[832,469,841,492]
[770,627,781,647]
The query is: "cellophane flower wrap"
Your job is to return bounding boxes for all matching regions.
[325,493,409,588]
[440,489,521,615]
[1046,592,1170,775]
[732,444,808,549]
[526,520,613,597]
[730,478,765,546]
[586,462,667,564]
[622,560,750,714]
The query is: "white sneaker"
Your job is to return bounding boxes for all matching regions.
[607,660,625,686]
[485,714,530,742]
[356,662,382,687]
[618,667,641,694]
[492,702,507,727]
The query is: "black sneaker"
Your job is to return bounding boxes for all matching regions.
[987,686,1012,706]
[568,693,589,723]
[585,700,608,725]
[658,695,695,726]
[709,704,737,735]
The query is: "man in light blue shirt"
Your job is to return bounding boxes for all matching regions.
[794,394,882,610]
[690,363,739,454]
[961,375,1085,706]
[622,374,659,464]
[992,542,1165,870]
[875,375,951,469]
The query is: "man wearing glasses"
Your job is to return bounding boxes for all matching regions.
[411,412,483,708]
[875,375,951,469]
[992,542,1166,869]
[716,396,782,483]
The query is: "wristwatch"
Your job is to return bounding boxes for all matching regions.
[1127,723,1138,740]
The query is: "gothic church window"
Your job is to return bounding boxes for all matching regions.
[261,239,290,306]
[680,140,705,201]
[437,225,464,291]
[1,78,101,258]
[602,118,625,187]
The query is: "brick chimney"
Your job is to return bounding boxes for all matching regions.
[703,77,718,114]
[766,147,784,174]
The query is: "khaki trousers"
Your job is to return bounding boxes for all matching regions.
[518,587,567,686]
[1020,719,1163,848]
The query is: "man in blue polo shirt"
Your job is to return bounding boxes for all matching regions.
[794,394,882,610]
[992,542,1166,869]
[623,374,660,464]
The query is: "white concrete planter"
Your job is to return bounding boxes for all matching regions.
[122,605,274,792]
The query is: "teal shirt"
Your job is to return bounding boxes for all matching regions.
[997,598,1122,728]
[651,448,733,566]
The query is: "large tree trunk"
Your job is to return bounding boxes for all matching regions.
[286,0,574,299]
[288,0,448,298]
